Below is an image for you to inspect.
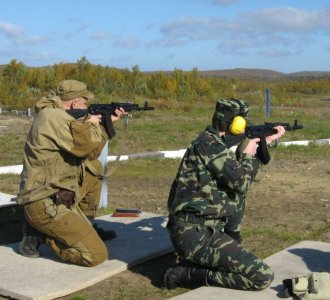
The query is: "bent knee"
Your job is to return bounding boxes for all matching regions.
[74,239,108,267]
[88,246,108,267]
[252,269,274,290]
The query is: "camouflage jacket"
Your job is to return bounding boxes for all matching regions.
[17,94,107,205]
[167,125,260,220]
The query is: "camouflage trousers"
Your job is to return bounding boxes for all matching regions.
[167,216,274,290]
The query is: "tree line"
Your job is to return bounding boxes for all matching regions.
[1,56,330,109]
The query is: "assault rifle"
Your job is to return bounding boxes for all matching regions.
[66,101,154,139]
[226,119,303,164]
[67,101,154,120]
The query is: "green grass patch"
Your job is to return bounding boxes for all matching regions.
[1,100,330,166]
[242,222,329,258]
[0,174,20,195]
[108,157,180,178]
[0,134,25,166]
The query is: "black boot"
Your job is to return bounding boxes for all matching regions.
[19,221,44,258]
[87,216,116,241]
[164,260,208,290]
[282,279,294,298]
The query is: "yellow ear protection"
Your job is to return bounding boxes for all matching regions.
[228,100,247,135]
[229,115,246,135]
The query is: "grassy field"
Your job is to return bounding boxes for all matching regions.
[1,96,330,167]
[0,97,330,300]
[1,96,329,196]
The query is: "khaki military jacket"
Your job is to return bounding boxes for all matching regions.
[17,94,107,205]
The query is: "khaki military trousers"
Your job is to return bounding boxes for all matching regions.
[24,160,107,267]
[79,159,103,218]
[24,198,107,267]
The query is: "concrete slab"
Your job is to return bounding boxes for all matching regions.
[0,212,173,300]
[169,240,330,300]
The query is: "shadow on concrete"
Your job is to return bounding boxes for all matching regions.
[271,284,289,299]
[95,216,176,289]
[288,247,330,272]
[271,247,330,298]
[96,215,173,263]
[129,251,177,288]
[0,204,24,245]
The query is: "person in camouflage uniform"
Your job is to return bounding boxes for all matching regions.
[164,99,286,290]
[17,80,126,266]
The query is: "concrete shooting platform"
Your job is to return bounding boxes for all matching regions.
[0,192,173,300]
[169,240,330,300]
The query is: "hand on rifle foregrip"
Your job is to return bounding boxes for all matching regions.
[265,126,286,145]
[111,107,127,122]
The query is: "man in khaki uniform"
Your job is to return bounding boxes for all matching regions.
[17,80,125,266]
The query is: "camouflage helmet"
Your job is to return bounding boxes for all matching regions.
[212,98,249,130]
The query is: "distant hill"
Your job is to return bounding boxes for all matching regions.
[199,68,287,80]
[288,71,330,78]
[199,68,330,80]
[1,63,330,80]
[147,67,330,80]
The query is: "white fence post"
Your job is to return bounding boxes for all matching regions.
[98,142,109,208]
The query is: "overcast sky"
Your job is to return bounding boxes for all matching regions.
[1,0,330,73]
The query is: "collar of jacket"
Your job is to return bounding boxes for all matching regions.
[35,92,63,113]
[205,125,226,143]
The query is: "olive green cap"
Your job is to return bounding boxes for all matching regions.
[56,80,94,101]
